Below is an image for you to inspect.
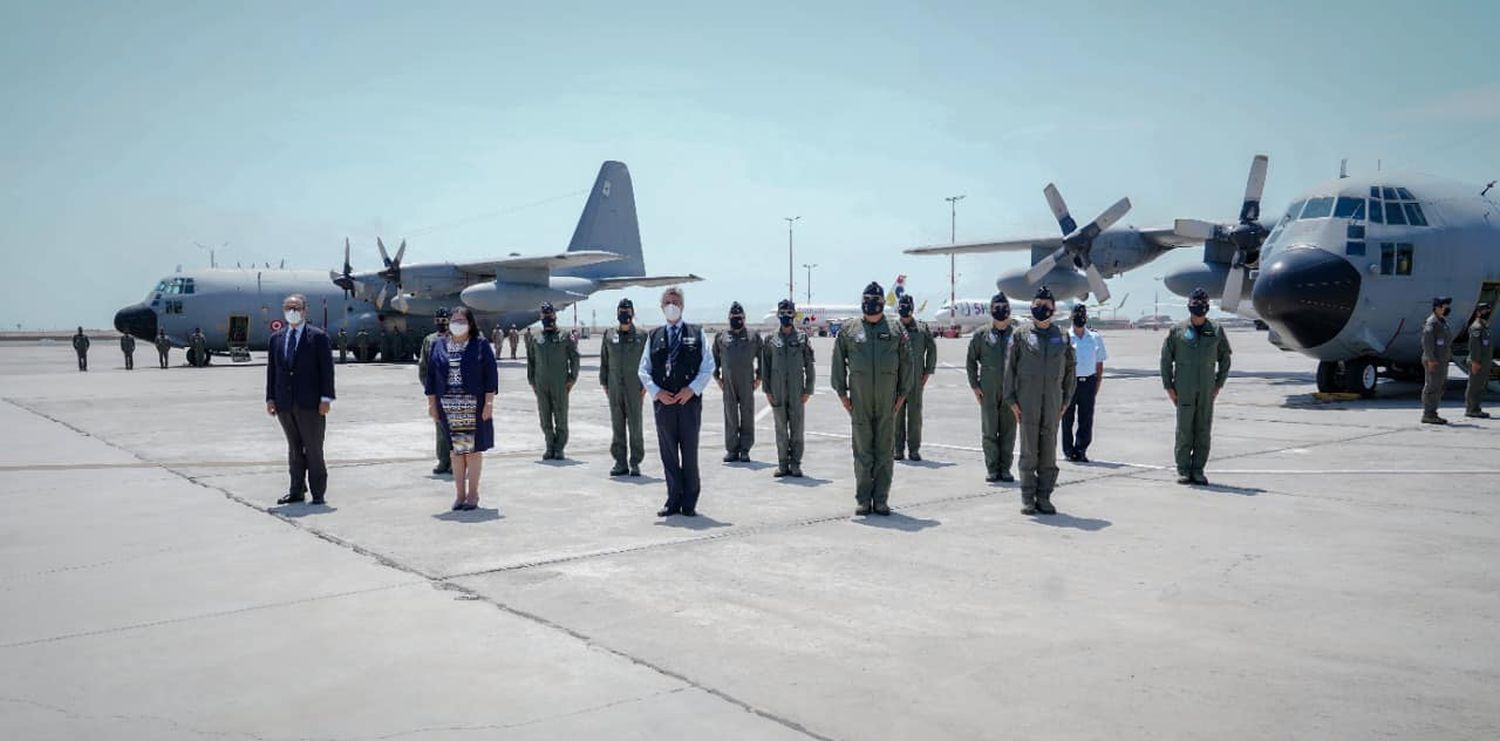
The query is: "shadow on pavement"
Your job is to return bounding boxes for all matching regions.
[654,514,732,530]
[776,475,832,487]
[1029,513,1111,531]
[901,459,957,469]
[270,503,339,518]
[1198,483,1265,496]
[853,512,941,532]
[534,458,584,467]
[433,507,504,523]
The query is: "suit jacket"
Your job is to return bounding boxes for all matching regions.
[266,324,336,410]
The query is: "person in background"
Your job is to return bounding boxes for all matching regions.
[713,301,762,463]
[1421,296,1454,425]
[155,329,172,369]
[189,328,208,367]
[1061,303,1107,463]
[639,286,716,517]
[337,327,349,364]
[119,331,135,370]
[507,325,520,360]
[72,327,90,371]
[967,292,1016,483]
[527,303,580,460]
[761,298,816,478]
[894,293,937,461]
[425,306,498,511]
[1160,287,1232,485]
[419,308,453,474]
[1465,302,1493,419]
[265,294,336,506]
[1004,287,1076,515]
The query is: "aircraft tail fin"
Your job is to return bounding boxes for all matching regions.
[558,161,644,281]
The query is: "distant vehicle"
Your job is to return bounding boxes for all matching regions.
[761,274,910,333]
[1132,314,1175,331]
[114,162,699,358]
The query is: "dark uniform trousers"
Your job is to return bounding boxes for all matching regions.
[277,406,328,499]
[655,396,702,512]
[1061,374,1098,458]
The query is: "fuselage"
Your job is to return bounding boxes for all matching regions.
[1249,173,1500,366]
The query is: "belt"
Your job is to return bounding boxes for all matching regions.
[1077,373,1096,380]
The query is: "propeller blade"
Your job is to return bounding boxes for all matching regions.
[377,237,391,266]
[393,239,406,266]
[1075,197,1131,241]
[1085,264,1111,303]
[1221,265,1246,313]
[1240,154,1269,224]
[375,283,389,308]
[1173,218,1220,241]
[392,294,410,314]
[343,238,352,274]
[1043,184,1077,236]
[1025,251,1061,285]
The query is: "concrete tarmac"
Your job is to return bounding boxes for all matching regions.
[2,329,1497,739]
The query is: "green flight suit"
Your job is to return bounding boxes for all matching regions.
[1465,317,1492,415]
[379,330,393,363]
[1003,322,1077,506]
[1160,318,1232,478]
[713,327,763,456]
[419,331,451,471]
[895,318,938,457]
[831,317,913,507]
[120,334,135,370]
[600,325,648,470]
[1421,313,1452,420]
[527,329,580,456]
[405,330,419,363]
[760,326,816,471]
[337,329,348,363]
[72,333,90,371]
[189,332,208,367]
[155,335,171,369]
[356,330,371,362]
[967,323,1017,478]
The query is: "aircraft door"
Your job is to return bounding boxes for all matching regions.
[228,314,251,362]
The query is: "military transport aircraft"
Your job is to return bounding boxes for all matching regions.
[114,161,699,360]
[1245,171,1500,396]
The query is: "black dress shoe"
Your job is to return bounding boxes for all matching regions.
[452,500,464,511]
[723,452,738,463]
[872,503,891,516]
[737,451,750,462]
[277,494,306,505]
[999,472,1015,483]
[460,502,478,511]
[681,508,697,517]
[432,465,452,475]
[985,473,1001,483]
[310,497,326,506]
[1062,451,1076,462]
[629,466,641,477]
[1076,453,1090,463]
[908,452,922,462]
[855,504,872,516]
[657,507,679,517]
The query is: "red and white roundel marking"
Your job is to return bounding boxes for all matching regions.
[269,319,285,332]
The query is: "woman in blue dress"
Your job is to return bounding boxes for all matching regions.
[424,306,499,510]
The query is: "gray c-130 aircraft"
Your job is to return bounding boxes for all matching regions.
[114,161,699,358]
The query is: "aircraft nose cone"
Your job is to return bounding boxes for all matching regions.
[114,303,157,340]
[1251,247,1361,350]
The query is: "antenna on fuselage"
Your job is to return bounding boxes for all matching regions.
[1482,181,1495,198]
[1339,159,1348,179]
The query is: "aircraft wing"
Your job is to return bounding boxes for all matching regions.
[593,274,705,290]
[904,227,1199,256]
[454,250,623,279]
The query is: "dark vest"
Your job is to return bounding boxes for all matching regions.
[648,322,704,393]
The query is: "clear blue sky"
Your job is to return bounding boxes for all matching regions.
[3,0,1497,329]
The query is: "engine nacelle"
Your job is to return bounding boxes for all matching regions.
[1162,263,1231,300]
[459,281,580,313]
[996,267,1088,300]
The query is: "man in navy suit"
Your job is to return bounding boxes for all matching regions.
[265,294,336,505]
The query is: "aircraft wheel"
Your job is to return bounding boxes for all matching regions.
[1315,361,1340,393]
[1346,359,1378,398]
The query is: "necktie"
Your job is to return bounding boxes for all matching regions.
[286,328,297,363]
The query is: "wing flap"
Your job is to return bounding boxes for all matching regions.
[455,250,622,279]
[593,274,705,290]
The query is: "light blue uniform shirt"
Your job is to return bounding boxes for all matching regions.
[1070,327,1107,377]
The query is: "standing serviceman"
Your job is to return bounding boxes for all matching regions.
[155,329,172,369]
[378,327,392,364]
[761,298,815,478]
[831,281,912,517]
[967,292,1016,483]
[894,293,937,461]
[189,327,208,367]
[1422,296,1454,425]
[527,302,580,460]
[72,327,90,371]
[419,308,453,474]
[1004,287,1076,515]
[356,328,371,363]
[600,298,648,477]
[1160,287,1232,485]
[337,327,349,364]
[507,325,520,360]
[1466,302,1493,419]
[638,286,716,517]
[119,331,136,370]
[712,301,762,463]
[1061,303,1107,463]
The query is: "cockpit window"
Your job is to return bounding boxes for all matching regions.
[1384,200,1408,225]
[1381,187,1399,200]
[1369,187,1381,199]
[1403,202,1428,226]
[1282,200,1305,224]
[1368,200,1384,224]
[1396,187,1415,200]
[1333,197,1365,219]
[1300,197,1335,219]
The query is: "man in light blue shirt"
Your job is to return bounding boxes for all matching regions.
[1062,304,1107,463]
[637,286,716,517]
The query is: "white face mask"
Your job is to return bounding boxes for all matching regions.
[662,304,682,322]
[284,310,303,326]
[448,321,470,337]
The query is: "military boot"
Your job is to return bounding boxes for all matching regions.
[1035,496,1057,515]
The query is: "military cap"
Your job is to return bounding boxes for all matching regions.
[729,301,745,314]
[778,298,796,313]
[1034,285,1055,301]
[863,281,884,297]
[617,297,633,309]
[1433,296,1453,307]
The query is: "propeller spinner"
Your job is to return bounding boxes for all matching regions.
[1025,184,1131,302]
[1173,154,1269,312]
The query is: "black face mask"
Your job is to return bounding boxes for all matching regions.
[1480,311,1493,321]
[898,307,913,318]
[1188,302,1210,317]
[862,299,883,316]
[1031,304,1053,321]
[990,305,1009,321]
[778,314,794,327]
[1072,315,1087,327]
[729,316,745,330]
[617,311,632,324]
[542,316,557,329]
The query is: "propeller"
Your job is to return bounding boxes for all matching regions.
[1024,184,1130,302]
[373,237,408,309]
[1173,154,1270,312]
[330,238,356,298]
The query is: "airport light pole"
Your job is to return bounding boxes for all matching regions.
[802,263,818,305]
[784,216,801,302]
[945,195,965,327]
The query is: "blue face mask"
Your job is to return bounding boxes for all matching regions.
[778,314,794,327]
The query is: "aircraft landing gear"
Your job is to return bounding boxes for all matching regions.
[1316,359,1378,398]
